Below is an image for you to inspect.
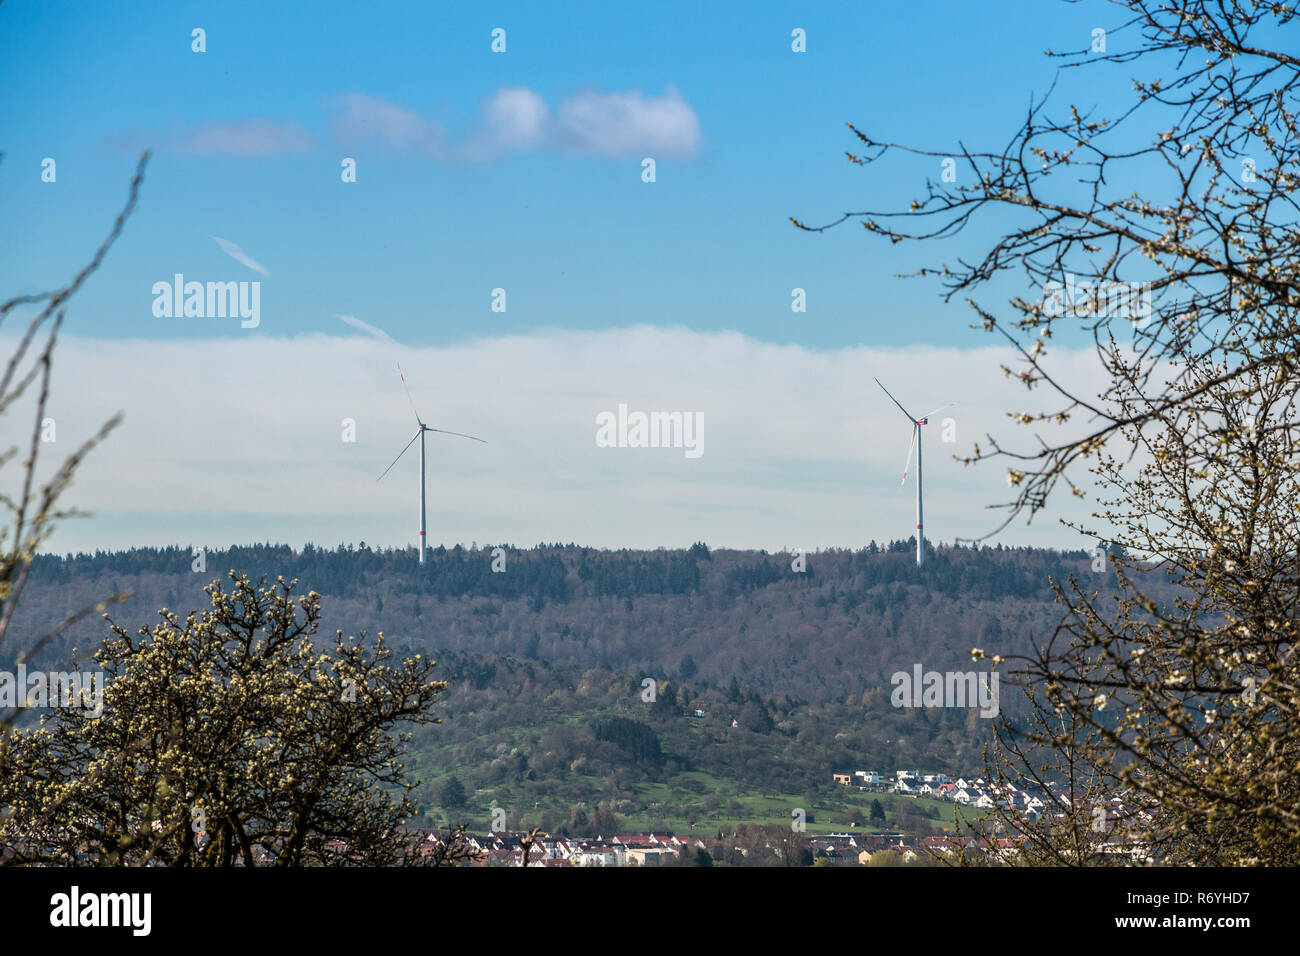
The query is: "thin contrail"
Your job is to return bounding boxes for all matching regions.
[209,235,270,276]
[335,313,400,346]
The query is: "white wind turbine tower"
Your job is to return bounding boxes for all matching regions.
[377,363,486,564]
[875,378,956,567]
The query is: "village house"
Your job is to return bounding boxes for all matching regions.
[895,777,925,796]
[571,843,620,866]
[625,846,679,866]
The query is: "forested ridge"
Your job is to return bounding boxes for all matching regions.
[13,539,1118,699]
[8,539,1157,833]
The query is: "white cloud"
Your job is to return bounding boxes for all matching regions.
[555,85,700,157]
[177,118,315,157]
[329,93,444,154]
[329,86,701,161]
[210,236,270,276]
[6,328,1111,555]
[482,87,549,148]
[112,87,700,163]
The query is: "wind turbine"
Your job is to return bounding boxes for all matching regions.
[377,363,485,564]
[875,378,955,567]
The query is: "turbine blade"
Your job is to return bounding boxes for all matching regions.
[921,401,957,420]
[396,362,422,426]
[377,430,421,482]
[425,427,487,443]
[900,425,918,488]
[875,377,916,422]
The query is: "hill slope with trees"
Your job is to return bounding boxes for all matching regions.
[8,540,1165,835]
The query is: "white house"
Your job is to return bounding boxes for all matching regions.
[625,847,678,866]
[571,844,619,866]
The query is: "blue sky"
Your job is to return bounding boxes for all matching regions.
[1,0,1134,347]
[1,1,1142,553]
